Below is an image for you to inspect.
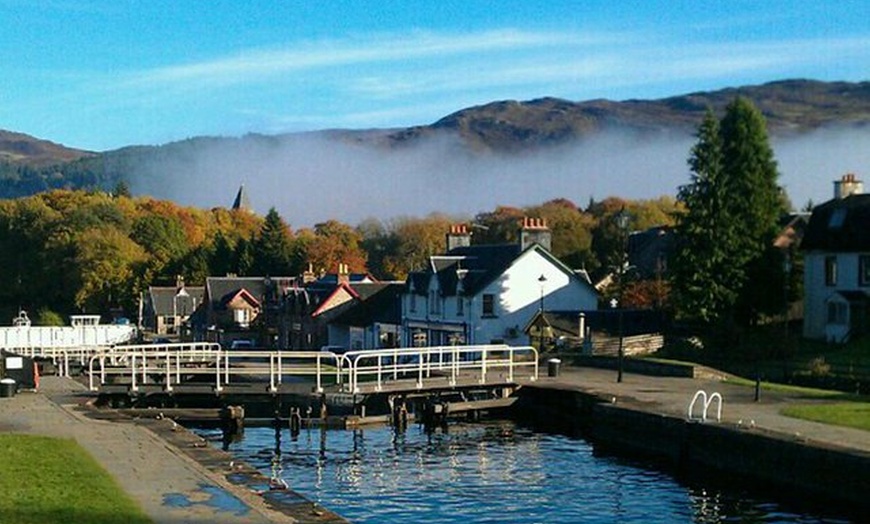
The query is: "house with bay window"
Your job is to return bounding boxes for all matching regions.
[802,174,870,342]
[402,219,598,347]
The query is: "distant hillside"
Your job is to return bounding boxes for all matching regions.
[387,79,870,152]
[0,130,93,166]
[0,79,868,201]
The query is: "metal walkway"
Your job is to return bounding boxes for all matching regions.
[87,343,539,396]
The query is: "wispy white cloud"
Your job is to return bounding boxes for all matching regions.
[337,35,870,101]
[120,29,613,90]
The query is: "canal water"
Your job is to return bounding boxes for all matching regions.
[198,422,855,523]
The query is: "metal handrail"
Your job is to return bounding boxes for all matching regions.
[340,344,538,393]
[88,346,342,393]
[688,390,723,422]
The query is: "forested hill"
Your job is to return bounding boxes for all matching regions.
[1,79,868,199]
[388,79,870,151]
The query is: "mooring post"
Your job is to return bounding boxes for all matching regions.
[319,393,328,422]
[392,396,408,429]
[289,406,302,436]
[221,405,245,438]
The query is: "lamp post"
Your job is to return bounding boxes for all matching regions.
[538,274,547,351]
[614,207,630,384]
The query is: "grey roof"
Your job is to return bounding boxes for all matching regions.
[627,226,674,280]
[331,283,404,327]
[206,276,297,308]
[802,194,870,252]
[149,286,204,316]
[407,243,597,299]
[408,244,522,296]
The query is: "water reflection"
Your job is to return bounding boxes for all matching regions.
[199,421,856,524]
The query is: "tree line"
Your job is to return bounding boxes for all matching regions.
[0,185,678,324]
[0,97,792,338]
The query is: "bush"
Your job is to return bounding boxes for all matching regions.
[35,308,65,326]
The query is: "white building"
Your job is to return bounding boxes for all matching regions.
[402,219,598,346]
[802,173,870,342]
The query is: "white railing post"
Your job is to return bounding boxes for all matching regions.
[164,352,172,392]
[376,354,383,392]
[131,354,138,392]
[215,350,223,392]
[480,346,487,384]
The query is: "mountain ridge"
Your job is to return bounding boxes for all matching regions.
[1,78,868,202]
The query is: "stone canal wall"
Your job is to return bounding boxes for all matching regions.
[514,385,870,514]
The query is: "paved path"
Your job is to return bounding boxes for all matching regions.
[0,376,297,524]
[532,364,870,454]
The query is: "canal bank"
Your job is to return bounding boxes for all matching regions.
[0,375,346,524]
[514,365,870,515]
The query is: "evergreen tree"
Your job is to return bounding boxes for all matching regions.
[250,208,293,276]
[672,99,786,327]
[720,98,787,324]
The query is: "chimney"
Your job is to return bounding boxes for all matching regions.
[834,173,863,199]
[302,263,317,284]
[175,275,185,291]
[446,224,472,252]
[337,263,350,285]
[519,217,552,252]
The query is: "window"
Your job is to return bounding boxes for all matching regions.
[825,256,838,286]
[233,308,250,328]
[827,302,847,325]
[456,296,464,316]
[482,294,495,317]
[410,294,417,313]
[428,290,441,314]
[860,256,870,287]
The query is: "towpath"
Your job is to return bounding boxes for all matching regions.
[0,375,330,524]
[535,364,870,454]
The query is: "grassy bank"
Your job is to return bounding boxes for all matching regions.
[0,434,151,524]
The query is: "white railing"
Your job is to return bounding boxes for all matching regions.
[688,390,723,422]
[340,344,539,394]
[88,345,343,393]
[1,324,137,377]
[0,324,136,350]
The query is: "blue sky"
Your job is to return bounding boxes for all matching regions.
[1,1,868,152]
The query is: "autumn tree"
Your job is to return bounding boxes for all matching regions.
[303,220,368,274]
[525,199,595,269]
[381,214,454,279]
[72,227,147,313]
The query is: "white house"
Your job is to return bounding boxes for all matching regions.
[401,219,599,347]
[802,174,870,342]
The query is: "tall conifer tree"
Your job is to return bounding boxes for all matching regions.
[672,99,786,326]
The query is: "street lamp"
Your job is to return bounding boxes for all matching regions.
[610,297,624,383]
[538,274,547,351]
[614,207,630,384]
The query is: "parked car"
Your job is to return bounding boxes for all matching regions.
[230,339,254,350]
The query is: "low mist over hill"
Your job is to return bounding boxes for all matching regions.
[2,79,869,225]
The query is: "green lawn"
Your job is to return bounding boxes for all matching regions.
[781,402,870,432]
[0,434,152,524]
